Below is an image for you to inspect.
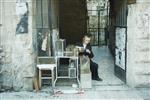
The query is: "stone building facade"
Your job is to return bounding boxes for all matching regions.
[0,0,59,91]
[108,0,150,87]
[0,0,149,91]
[0,0,37,91]
[126,0,150,87]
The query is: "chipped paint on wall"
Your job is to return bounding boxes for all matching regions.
[16,0,29,34]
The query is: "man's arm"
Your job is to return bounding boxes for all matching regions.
[76,43,94,58]
[80,44,94,58]
[86,45,94,58]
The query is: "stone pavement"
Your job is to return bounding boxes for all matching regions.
[0,46,150,100]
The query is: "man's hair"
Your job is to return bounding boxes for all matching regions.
[84,33,92,38]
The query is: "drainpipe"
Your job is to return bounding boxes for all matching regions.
[98,10,100,47]
[41,0,43,28]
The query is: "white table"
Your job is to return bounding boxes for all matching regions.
[54,56,80,87]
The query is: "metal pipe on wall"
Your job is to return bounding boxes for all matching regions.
[0,0,2,46]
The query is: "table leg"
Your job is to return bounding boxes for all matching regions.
[77,59,81,88]
[52,69,54,88]
[39,69,42,89]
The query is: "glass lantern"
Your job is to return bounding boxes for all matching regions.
[55,39,66,56]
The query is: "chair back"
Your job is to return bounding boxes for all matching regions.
[37,57,56,64]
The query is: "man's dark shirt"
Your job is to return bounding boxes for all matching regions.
[76,43,94,59]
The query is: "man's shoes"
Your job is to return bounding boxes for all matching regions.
[92,77,103,81]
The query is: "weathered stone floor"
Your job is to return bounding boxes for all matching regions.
[0,46,150,100]
[92,46,124,86]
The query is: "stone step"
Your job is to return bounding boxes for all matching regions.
[0,52,5,57]
[0,56,2,59]
[0,47,3,52]
[93,85,130,91]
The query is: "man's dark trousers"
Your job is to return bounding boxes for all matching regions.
[90,60,99,79]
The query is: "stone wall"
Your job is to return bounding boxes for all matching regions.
[0,0,60,91]
[127,0,150,88]
[0,46,4,90]
[0,0,37,91]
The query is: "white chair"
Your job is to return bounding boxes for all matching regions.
[37,57,56,89]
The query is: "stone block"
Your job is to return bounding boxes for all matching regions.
[134,75,150,88]
[80,56,91,74]
[0,48,2,52]
[80,74,92,89]
[127,3,150,88]
[23,77,33,91]
[80,56,92,88]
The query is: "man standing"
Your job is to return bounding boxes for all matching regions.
[76,34,102,81]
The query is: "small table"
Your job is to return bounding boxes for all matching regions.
[54,56,80,87]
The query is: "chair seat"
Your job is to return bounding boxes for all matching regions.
[37,64,56,70]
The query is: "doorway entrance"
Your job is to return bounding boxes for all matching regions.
[87,0,128,83]
[35,0,128,86]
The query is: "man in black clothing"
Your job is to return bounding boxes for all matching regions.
[76,34,102,81]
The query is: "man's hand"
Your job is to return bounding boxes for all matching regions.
[86,49,91,54]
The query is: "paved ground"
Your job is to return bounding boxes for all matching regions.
[0,46,150,100]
